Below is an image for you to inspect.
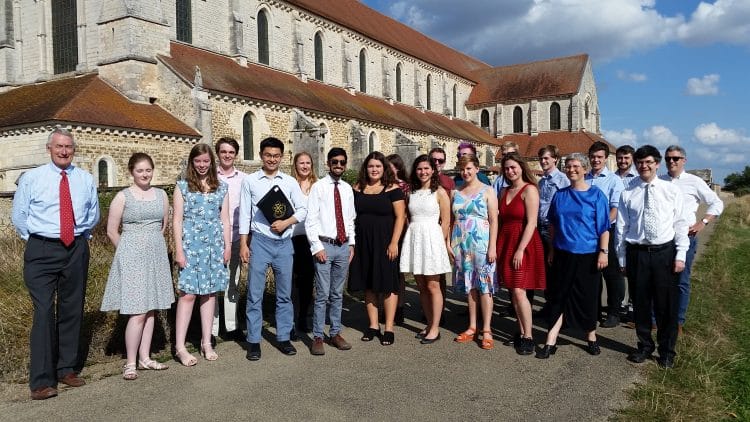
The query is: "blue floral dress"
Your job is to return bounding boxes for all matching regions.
[177,180,228,295]
[451,186,497,295]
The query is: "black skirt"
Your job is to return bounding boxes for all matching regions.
[545,249,600,333]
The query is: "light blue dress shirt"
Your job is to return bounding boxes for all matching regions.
[238,169,307,239]
[12,162,100,240]
[538,168,570,225]
[585,167,625,219]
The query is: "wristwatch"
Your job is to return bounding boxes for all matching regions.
[599,248,609,254]
[701,218,709,225]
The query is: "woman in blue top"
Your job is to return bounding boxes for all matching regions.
[536,153,610,359]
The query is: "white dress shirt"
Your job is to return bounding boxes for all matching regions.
[659,171,723,226]
[616,177,689,266]
[238,169,307,239]
[305,174,356,255]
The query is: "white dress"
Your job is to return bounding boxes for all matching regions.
[400,188,451,275]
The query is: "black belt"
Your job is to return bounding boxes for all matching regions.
[30,233,82,244]
[319,236,347,246]
[627,241,673,252]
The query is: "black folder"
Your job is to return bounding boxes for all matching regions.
[256,185,294,222]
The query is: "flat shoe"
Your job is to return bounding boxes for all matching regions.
[420,333,441,345]
[586,340,601,356]
[175,347,198,367]
[138,359,168,370]
[535,344,557,359]
[201,342,218,361]
[361,327,380,342]
[122,363,138,380]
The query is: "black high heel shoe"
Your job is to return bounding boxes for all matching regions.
[535,344,558,359]
[361,327,380,342]
[381,331,395,346]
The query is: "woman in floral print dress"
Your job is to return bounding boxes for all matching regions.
[173,143,231,366]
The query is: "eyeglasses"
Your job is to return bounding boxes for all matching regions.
[431,158,446,164]
[637,159,657,166]
[665,156,684,163]
[329,159,347,166]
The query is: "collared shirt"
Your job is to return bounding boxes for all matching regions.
[616,177,689,266]
[437,173,455,192]
[218,166,247,242]
[538,168,570,224]
[305,174,357,254]
[616,166,639,189]
[659,171,724,226]
[238,169,307,239]
[12,162,100,240]
[491,174,508,197]
[585,167,625,221]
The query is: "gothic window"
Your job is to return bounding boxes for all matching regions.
[585,101,590,120]
[1,0,14,47]
[452,84,457,117]
[175,0,191,43]
[257,10,269,65]
[480,110,490,129]
[314,32,323,81]
[550,102,561,130]
[395,63,402,102]
[425,75,431,111]
[97,160,109,188]
[513,106,523,133]
[359,49,367,93]
[368,132,376,153]
[51,0,78,74]
[243,112,254,160]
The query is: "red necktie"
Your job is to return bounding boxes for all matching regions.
[59,171,75,246]
[334,181,346,243]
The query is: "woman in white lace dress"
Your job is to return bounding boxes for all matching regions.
[399,154,451,344]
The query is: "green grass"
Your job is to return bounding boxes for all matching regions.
[614,196,750,421]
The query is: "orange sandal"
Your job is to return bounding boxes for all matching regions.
[454,328,477,343]
[481,331,494,350]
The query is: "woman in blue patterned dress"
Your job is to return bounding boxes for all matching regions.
[173,143,231,366]
[451,154,499,350]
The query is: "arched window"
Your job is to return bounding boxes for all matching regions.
[368,132,376,153]
[550,102,561,130]
[585,101,590,120]
[426,75,431,111]
[243,112,254,160]
[52,0,78,73]
[359,49,367,93]
[452,84,457,117]
[513,106,523,133]
[257,10,269,65]
[480,109,490,129]
[314,32,323,81]
[395,63,402,102]
[97,159,109,188]
[175,0,191,43]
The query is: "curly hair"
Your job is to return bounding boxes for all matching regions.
[409,154,440,192]
[355,151,396,190]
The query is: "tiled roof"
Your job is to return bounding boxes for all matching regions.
[467,54,589,106]
[159,42,498,145]
[494,130,613,161]
[0,74,199,137]
[285,0,489,81]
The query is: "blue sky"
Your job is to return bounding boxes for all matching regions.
[362,0,750,184]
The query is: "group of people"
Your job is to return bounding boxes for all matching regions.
[12,128,722,400]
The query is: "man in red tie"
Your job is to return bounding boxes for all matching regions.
[305,148,356,355]
[11,128,100,400]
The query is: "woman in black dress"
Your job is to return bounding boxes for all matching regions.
[349,151,406,345]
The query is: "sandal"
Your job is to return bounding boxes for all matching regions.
[122,363,138,380]
[381,331,395,346]
[481,331,494,350]
[138,359,168,370]
[361,327,380,342]
[175,347,197,367]
[201,342,218,361]
[454,328,477,343]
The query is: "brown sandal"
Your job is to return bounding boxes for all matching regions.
[481,331,494,350]
[454,328,476,343]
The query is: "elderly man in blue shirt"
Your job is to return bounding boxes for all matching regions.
[239,137,307,361]
[12,128,100,400]
[585,141,626,328]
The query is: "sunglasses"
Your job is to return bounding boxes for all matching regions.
[665,156,684,163]
[432,158,446,164]
[329,159,347,166]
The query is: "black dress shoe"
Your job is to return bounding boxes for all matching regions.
[535,344,557,359]
[627,349,652,363]
[246,343,261,361]
[420,333,441,344]
[415,331,427,339]
[600,314,620,328]
[586,340,601,356]
[657,356,674,369]
[278,341,297,356]
[516,337,534,355]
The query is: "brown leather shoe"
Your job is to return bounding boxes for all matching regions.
[310,337,325,356]
[329,334,352,351]
[678,324,684,336]
[30,386,58,400]
[59,373,85,387]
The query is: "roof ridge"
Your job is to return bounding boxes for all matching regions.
[483,53,588,72]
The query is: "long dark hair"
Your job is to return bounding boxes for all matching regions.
[501,152,538,188]
[409,154,440,193]
[355,151,396,190]
[386,154,408,182]
[185,143,220,193]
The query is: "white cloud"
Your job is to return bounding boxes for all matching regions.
[616,71,648,82]
[642,125,679,147]
[602,128,638,146]
[677,0,750,46]
[686,74,720,96]
[694,122,747,145]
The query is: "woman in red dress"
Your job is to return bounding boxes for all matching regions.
[497,152,546,355]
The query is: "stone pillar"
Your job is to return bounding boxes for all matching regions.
[571,94,580,131]
[494,105,502,137]
[75,0,87,72]
[530,99,538,135]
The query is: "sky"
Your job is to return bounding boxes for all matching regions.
[361,0,750,184]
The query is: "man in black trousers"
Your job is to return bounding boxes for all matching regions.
[615,145,688,369]
[12,128,100,400]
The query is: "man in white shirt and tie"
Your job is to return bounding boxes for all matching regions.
[616,145,689,369]
[660,145,723,334]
